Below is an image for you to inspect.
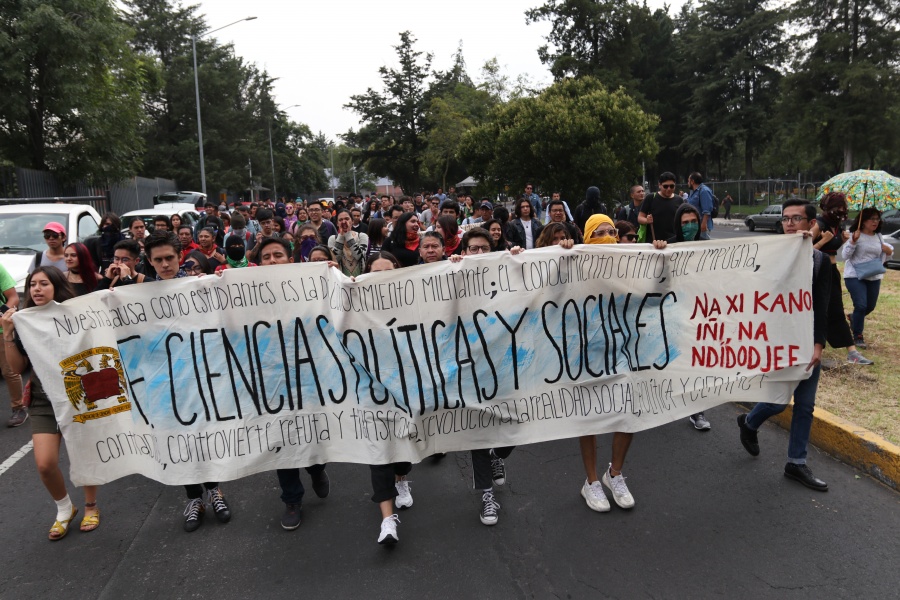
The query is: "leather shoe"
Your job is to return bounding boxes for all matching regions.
[784,463,828,491]
[737,414,759,456]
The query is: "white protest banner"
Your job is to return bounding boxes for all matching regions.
[15,236,813,486]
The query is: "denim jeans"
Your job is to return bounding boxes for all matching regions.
[276,464,326,505]
[745,364,821,464]
[843,277,881,337]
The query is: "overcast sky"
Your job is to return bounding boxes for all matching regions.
[195,0,681,141]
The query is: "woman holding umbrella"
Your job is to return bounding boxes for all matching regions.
[841,208,893,348]
[811,192,873,365]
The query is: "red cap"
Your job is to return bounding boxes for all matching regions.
[43,222,66,235]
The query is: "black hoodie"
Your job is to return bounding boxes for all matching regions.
[574,186,604,233]
[667,203,703,243]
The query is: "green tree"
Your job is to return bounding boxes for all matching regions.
[525,0,643,91]
[459,77,658,203]
[124,0,325,197]
[782,0,900,172]
[344,31,432,193]
[677,0,789,181]
[422,84,495,190]
[0,0,145,183]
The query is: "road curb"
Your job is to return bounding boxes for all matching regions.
[737,402,900,491]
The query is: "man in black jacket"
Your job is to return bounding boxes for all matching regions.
[736,198,831,491]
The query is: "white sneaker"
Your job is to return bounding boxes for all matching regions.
[580,479,610,512]
[602,466,635,509]
[377,514,400,544]
[394,479,413,509]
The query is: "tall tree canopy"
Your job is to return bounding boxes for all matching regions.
[459,77,658,203]
[0,0,145,183]
[344,31,433,193]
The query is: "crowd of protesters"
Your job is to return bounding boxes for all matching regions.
[0,177,892,545]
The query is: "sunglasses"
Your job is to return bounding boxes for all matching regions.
[43,232,62,239]
[622,233,637,241]
[661,184,676,190]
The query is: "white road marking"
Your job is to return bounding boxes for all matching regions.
[0,441,33,478]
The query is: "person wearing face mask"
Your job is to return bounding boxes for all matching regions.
[663,204,715,431]
[228,213,254,250]
[292,224,321,263]
[810,192,872,365]
[583,214,619,245]
[214,235,257,272]
[667,204,703,243]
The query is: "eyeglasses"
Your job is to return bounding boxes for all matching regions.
[780,216,809,224]
[466,245,492,254]
[300,234,317,241]
[592,229,619,237]
[43,232,61,239]
[113,256,134,263]
[622,233,637,241]
[183,263,203,274]
[661,184,675,190]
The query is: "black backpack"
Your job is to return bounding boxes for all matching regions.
[710,194,720,219]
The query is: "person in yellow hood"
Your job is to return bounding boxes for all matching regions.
[584,214,619,244]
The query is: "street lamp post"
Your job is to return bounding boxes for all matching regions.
[192,16,257,197]
[330,143,335,201]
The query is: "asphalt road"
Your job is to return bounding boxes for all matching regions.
[2,227,898,600]
[1,387,899,599]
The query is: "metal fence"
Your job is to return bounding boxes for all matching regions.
[693,179,826,206]
[0,167,177,215]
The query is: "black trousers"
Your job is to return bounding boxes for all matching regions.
[471,446,514,490]
[184,482,218,500]
[369,463,412,503]
[276,464,325,505]
[825,263,854,349]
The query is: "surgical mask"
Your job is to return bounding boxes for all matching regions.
[681,222,699,240]
[226,246,245,261]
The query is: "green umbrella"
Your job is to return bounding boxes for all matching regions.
[816,169,900,211]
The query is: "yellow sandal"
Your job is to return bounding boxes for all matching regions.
[80,508,100,532]
[49,506,78,541]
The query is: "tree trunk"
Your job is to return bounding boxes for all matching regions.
[843,144,853,172]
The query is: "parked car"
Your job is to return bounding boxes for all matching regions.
[885,230,900,270]
[0,203,101,293]
[745,204,783,232]
[153,191,207,206]
[121,203,201,236]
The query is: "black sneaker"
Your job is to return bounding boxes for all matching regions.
[311,470,330,499]
[853,335,867,349]
[479,491,501,526]
[206,487,231,523]
[490,449,506,486]
[281,503,302,530]
[183,498,205,532]
[784,463,828,491]
[737,414,760,456]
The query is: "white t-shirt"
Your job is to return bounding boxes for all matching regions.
[522,219,534,249]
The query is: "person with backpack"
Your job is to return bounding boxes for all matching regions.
[615,185,644,228]
[687,172,715,239]
[638,173,683,243]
